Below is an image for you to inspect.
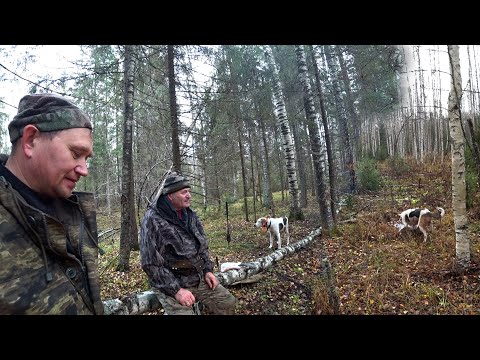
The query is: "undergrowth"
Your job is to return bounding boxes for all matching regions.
[98,157,480,315]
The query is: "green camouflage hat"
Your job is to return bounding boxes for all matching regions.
[162,172,191,195]
[8,93,92,143]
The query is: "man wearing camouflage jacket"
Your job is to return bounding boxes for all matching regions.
[0,94,104,315]
[140,172,236,315]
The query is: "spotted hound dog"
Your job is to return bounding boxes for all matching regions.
[254,216,290,249]
[399,207,445,242]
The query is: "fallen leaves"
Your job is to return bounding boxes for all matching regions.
[98,160,480,315]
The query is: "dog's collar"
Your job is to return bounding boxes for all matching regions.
[266,219,271,230]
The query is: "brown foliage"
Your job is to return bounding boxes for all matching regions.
[98,159,480,315]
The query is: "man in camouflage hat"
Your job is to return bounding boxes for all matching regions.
[0,93,104,314]
[140,172,236,315]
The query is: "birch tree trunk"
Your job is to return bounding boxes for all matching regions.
[473,46,480,116]
[264,46,302,220]
[295,45,331,230]
[448,45,470,268]
[324,45,356,193]
[336,46,360,159]
[310,45,337,223]
[417,46,426,162]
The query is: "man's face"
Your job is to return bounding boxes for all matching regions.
[167,187,191,210]
[30,127,93,198]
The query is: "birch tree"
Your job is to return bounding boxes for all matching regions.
[309,45,337,223]
[264,46,302,220]
[448,45,470,267]
[294,45,331,230]
[324,45,356,193]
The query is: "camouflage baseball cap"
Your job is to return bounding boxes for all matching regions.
[8,93,92,143]
[162,172,191,195]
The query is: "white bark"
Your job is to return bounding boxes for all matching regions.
[103,290,161,315]
[448,45,470,266]
[216,228,322,285]
[102,227,322,315]
[264,45,301,217]
[294,45,330,229]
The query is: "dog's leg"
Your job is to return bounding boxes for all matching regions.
[418,211,432,242]
[268,231,273,249]
[276,230,282,249]
[419,225,428,242]
[285,224,290,245]
[422,229,428,242]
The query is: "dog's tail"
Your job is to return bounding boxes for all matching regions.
[433,207,445,219]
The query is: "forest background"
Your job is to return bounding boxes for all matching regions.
[0,45,479,315]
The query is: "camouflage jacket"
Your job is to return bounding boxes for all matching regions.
[0,161,104,315]
[139,195,214,297]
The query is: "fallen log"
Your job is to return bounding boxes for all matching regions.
[102,227,322,315]
[103,290,161,315]
[216,228,322,286]
[98,228,120,242]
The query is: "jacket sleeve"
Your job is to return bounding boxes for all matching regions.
[139,210,181,297]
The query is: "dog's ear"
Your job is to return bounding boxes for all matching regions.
[261,218,268,232]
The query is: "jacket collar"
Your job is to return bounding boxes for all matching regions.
[156,194,190,228]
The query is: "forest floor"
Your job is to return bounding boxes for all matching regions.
[98,158,480,315]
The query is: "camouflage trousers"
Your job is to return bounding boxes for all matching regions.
[156,279,237,315]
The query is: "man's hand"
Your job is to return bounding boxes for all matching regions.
[204,272,218,289]
[175,288,196,306]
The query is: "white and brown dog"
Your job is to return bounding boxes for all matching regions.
[399,207,445,242]
[254,216,290,249]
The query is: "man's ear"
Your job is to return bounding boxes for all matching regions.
[21,125,41,158]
